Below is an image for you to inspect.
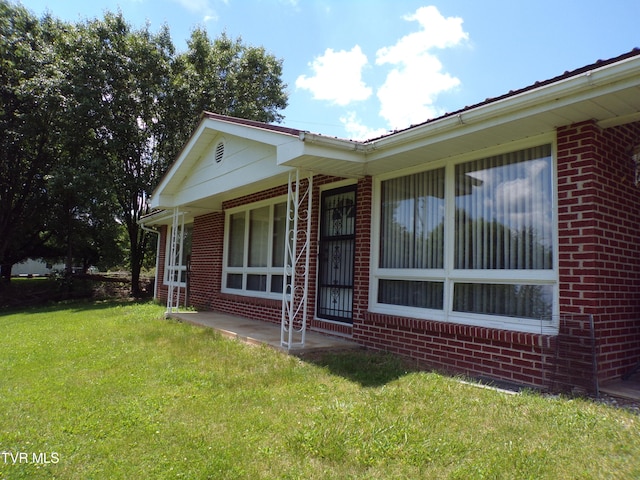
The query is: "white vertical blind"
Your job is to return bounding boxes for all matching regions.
[454,145,553,270]
[225,201,289,295]
[380,168,445,269]
[249,206,269,267]
[272,202,287,268]
[228,212,245,267]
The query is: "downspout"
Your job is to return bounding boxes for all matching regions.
[140,224,161,299]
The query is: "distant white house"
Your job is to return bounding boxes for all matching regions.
[11,259,65,277]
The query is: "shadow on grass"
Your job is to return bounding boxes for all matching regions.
[0,297,157,316]
[297,349,421,388]
[0,275,155,313]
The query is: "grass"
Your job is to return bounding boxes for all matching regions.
[1,301,639,479]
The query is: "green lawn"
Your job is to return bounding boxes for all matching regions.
[1,301,639,479]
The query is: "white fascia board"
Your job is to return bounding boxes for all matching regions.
[150,193,174,210]
[138,209,174,226]
[277,132,366,166]
[200,117,297,146]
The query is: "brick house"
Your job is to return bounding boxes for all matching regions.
[141,49,640,392]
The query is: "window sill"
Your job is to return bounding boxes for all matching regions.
[365,309,558,342]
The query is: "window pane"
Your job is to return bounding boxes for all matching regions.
[168,269,181,283]
[454,145,553,269]
[228,212,245,267]
[322,189,356,237]
[249,206,269,267]
[271,274,284,293]
[166,224,193,285]
[378,280,444,309]
[247,274,267,291]
[182,225,193,267]
[453,283,553,319]
[272,202,287,267]
[380,168,445,269]
[170,224,193,268]
[227,273,242,289]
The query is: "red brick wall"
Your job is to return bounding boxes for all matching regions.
[557,119,640,382]
[350,175,557,390]
[184,175,355,330]
[202,183,292,322]
[189,212,223,310]
[357,313,554,387]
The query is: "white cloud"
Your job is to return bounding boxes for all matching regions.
[376,53,460,128]
[376,6,468,63]
[295,6,468,138]
[296,46,372,106]
[339,111,389,141]
[375,6,468,129]
[173,0,218,21]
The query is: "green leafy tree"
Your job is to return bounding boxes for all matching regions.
[161,28,288,162]
[66,12,175,295]
[0,2,66,281]
[0,5,289,295]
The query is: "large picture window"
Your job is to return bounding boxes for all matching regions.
[374,143,556,332]
[223,198,288,297]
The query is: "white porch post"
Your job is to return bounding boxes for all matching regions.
[166,207,185,315]
[281,170,313,349]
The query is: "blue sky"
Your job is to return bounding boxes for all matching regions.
[18,0,640,140]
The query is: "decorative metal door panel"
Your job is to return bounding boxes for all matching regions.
[317,186,356,322]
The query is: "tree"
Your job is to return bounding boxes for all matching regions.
[161,28,288,163]
[79,22,289,295]
[0,2,67,281]
[66,12,175,295]
[0,5,289,295]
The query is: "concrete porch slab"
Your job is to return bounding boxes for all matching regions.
[600,372,640,401]
[167,310,362,355]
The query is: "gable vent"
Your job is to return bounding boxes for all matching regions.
[214,141,225,163]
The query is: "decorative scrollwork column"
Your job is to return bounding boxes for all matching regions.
[281,169,313,349]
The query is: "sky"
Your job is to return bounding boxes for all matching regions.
[17,0,640,141]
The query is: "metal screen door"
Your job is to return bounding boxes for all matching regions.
[317,185,356,323]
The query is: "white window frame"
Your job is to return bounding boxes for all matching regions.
[163,223,193,287]
[222,195,289,299]
[370,135,559,334]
